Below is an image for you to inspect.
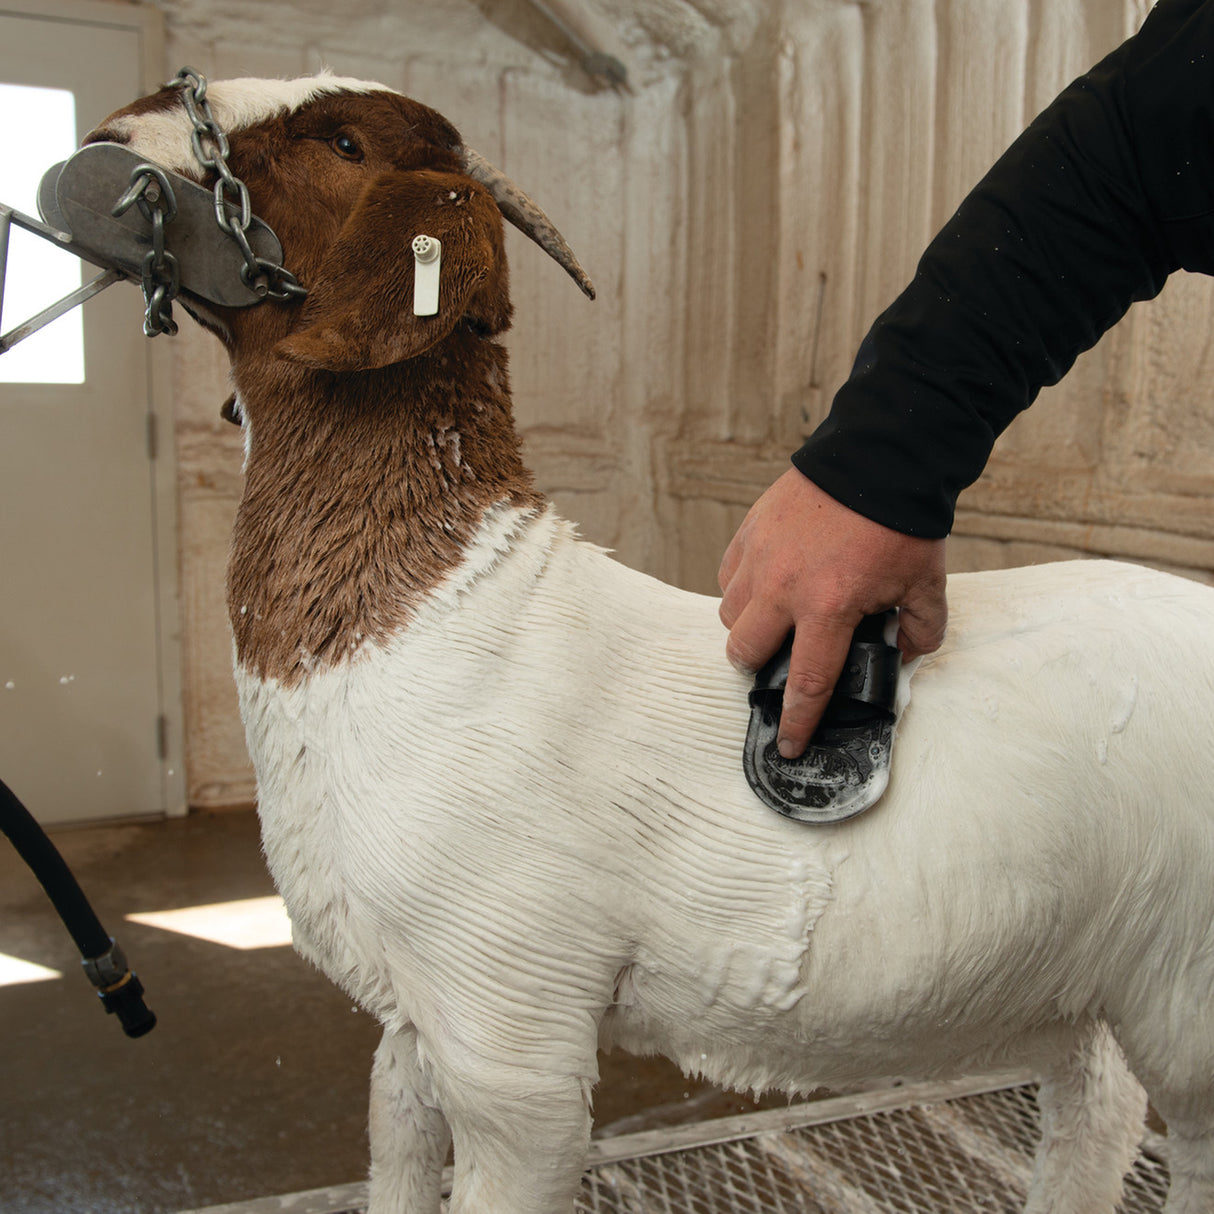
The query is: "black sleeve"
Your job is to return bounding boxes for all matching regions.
[792,0,1214,539]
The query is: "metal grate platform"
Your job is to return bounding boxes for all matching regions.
[182,1073,1172,1214]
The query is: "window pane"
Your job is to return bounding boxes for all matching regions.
[0,82,84,384]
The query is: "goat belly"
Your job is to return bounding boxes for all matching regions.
[238,511,1214,1101]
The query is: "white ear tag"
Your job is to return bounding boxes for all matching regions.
[412,234,441,316]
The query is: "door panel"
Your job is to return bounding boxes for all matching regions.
[0,5,177,823]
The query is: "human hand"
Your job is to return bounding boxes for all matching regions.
[718,468,948,757]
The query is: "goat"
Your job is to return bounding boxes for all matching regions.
[89,75,1214,1213]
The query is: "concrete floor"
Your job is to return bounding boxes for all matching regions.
[1,809,786,1214]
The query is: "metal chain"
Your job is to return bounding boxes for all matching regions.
[112,164,181,336]
[171,66,307,303]
[104,67,305,336]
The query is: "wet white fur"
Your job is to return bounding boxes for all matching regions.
[238,502,1214,1213]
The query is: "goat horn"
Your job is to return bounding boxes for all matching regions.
[459,146,596,301]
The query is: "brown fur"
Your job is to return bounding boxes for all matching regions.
[228,340,540,683]
[276,169,510,370]
[94,86,543,683]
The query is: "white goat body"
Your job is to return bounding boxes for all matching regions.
[246,505,1214,1212]
[93,76,1214,1213]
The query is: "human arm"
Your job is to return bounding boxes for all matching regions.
[721,0,1214,755]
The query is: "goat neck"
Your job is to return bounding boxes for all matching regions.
[227,329,542,686]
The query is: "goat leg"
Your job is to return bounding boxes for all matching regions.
[1024,1019,1146,1214]
[368,1026,451,1214]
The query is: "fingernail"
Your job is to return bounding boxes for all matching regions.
[778,736,800,759]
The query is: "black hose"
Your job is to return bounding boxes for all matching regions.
[1,777,110,956]
[0,776,156,1038]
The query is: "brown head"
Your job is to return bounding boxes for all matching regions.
[84,73,594,374]
[85,75,595,681]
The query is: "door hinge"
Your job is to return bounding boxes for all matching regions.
[146,412,158,460]
[156,713,169,761]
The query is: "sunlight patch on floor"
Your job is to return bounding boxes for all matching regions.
[126,895,294,949]
[0,953,62,986]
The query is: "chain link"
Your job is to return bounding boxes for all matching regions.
[112,164,181,335]
[171,66,307,303]
[107,67,306,336]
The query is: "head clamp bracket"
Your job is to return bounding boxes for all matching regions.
[0,66,305,355]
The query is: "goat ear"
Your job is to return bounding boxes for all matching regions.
[275,170,509,372]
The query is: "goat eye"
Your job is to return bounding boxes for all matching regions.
[331,133,362,160]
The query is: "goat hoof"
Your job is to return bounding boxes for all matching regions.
[743,614,900,824]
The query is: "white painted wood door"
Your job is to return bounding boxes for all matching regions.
[0,1,184,824]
